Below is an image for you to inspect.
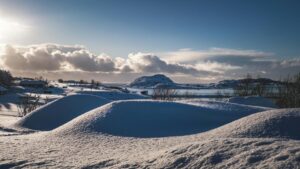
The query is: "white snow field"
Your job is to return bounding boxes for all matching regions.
[13,94,110,131]
[228,96,277,108]
[0,100,299,168]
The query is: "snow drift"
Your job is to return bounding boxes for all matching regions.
[78,90,147,100]
[209,108,300,140]
[14,94,110,131]
[228,96,277,108]
[52,100,267,138]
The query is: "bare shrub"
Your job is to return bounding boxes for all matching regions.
[276,73,300,108]
[234,74,253,96]
[215,90,232,101]
[234,74,269,97]
[152,87,177,101]
[17,94,41,117]
[252,76,268,96]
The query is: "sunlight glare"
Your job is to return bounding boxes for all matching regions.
[0,16,29,40]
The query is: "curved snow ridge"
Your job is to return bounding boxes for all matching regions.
[78,90,148,100]
[51,100,265,138]
[209,108,300,140]
[13,94,110,131]
[227,96,277,108]
[178,99,271,113]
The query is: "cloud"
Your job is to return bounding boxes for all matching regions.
[1,44,116,72]
[126,53,216,76]
[160,48,273,64]
[1,43,299,82]
[0,44,220,76]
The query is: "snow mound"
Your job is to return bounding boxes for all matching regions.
[14,94,110,131]
[210,108,300,140]
[129,74,175,88]
[78,90,147,100]
[228,96,277,108]
[52,100,265,138]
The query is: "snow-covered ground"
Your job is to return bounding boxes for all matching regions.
[0,105,299,168]
[228,96,277,108]
[0,84,299,168]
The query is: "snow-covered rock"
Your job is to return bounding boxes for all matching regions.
[228,96,277,108]
[14,94,110,131]
[129,74,175,88]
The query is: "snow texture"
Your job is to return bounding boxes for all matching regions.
[0,100,299,168]
[208,108,300,140]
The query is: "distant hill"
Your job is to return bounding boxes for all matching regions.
[214,78,280,88]
[129,74,175,88]
[129,74,280,89]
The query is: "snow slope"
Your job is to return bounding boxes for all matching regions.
[78,90,147,100]
[52,100,267,138]
[14,94,110,131]
[208,108,300,140]
[228,96,277,108]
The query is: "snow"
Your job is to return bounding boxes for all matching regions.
[0,98,299,168]
[78,90,147,100]
[0,85,7,92]
[13,94,110,131]
[208,108,300,140]
[228,96,277,108]
[51,100,266,138]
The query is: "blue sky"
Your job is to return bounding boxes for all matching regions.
[0,0,299,82]
[1,0,300,57]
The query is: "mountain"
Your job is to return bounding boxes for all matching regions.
[129,74,280,89]
[129,74,175,88]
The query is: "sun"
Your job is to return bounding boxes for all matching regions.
[0,16,29,41]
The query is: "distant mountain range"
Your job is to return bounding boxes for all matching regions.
[128,74,280,89]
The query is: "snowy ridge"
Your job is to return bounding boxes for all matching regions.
[14,94,110,131]
[78,90,148,100]
[50,100,266,138]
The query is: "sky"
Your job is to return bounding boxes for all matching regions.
[0,0,299,83]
